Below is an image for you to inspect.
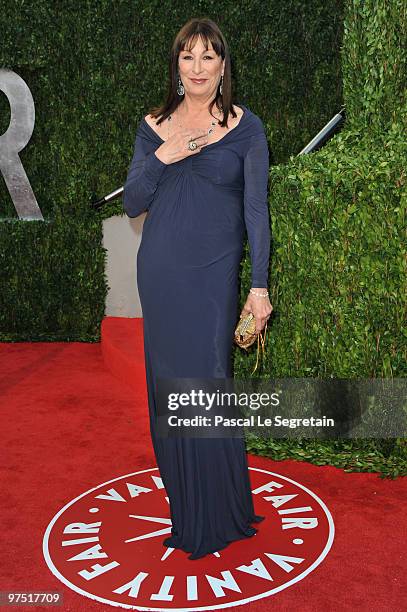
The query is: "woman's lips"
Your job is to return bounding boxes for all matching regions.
[190,78,207,83]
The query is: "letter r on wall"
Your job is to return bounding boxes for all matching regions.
[0,68,43,220]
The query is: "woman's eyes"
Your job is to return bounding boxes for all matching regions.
[181,55,213,60]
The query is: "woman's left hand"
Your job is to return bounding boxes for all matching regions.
[240,289,273,334]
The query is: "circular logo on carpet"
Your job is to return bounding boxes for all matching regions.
[43,467,334,610]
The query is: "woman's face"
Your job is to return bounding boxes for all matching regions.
[178,36,224,100]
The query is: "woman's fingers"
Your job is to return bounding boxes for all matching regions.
[183,128,208,152]
[240,295,273,333]
[254,310,273,332]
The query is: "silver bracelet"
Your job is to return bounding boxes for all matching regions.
[250,288,269,297]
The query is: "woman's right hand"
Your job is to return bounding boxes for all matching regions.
[155,128,209,165]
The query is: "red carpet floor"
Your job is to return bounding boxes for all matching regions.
[0,319,405,611]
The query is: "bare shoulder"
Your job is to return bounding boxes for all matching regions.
[225,104,245,130]
[231,104,244,119]
[144,113,155,127]
[144,113,164,131]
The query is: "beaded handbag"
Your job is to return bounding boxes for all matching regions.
[234,312,268,374]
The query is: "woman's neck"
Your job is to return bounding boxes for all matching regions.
[178,97,222,120]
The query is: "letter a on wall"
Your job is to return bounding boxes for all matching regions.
[0,68,43,220]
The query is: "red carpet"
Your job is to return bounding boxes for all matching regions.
[101,316,146,392]
[0,317,405,611]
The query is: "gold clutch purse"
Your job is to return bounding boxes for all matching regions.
[234,312,268,374]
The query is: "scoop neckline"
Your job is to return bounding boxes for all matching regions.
[142,104,247,149]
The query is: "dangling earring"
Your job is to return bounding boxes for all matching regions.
[176,74,184,96]
[219,74,224,95]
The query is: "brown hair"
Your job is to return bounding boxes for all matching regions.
[148,17,237,128]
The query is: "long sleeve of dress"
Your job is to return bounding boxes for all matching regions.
[243,130,271,288]
[123,126,168,217]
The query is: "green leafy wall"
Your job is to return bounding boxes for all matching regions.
[235,0,406,477]
[235,0,406,378]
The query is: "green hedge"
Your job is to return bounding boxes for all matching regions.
[234,0,406,477]
[0,210,106,341]
[235,126,406,378]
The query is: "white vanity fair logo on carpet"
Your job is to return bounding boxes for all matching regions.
[43,467,334,610]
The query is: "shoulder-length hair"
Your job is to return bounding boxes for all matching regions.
[148,17,237,128]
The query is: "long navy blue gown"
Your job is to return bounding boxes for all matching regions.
[123,104,270,560]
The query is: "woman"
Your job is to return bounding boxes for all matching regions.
[123,17,273,560]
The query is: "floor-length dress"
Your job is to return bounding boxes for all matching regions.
[123,104,270,560]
